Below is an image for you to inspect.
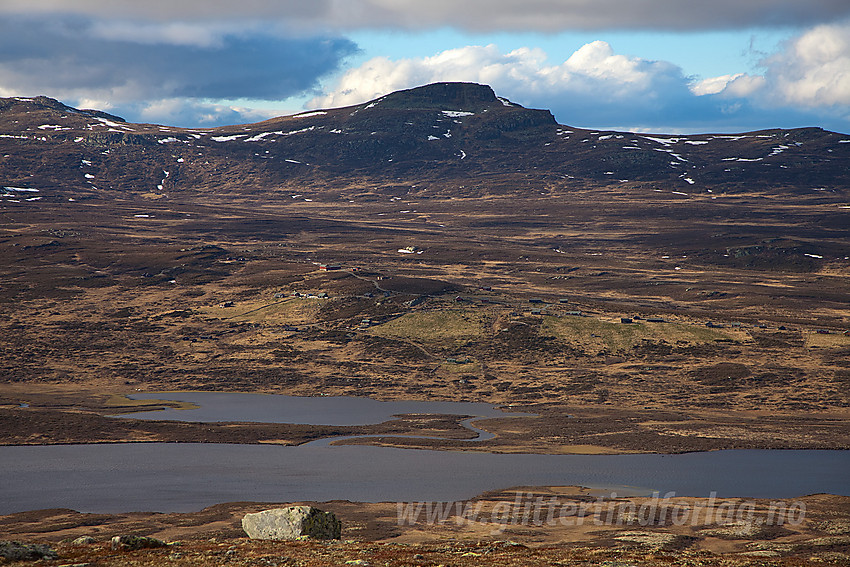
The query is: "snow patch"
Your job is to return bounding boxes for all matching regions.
[643,136,679,146]
[244,132,275,142]
[4,187,39,192]
[280,126,316,136]
[442,110,474,117]
[295,111,327,118]
[211,134,246,142]
[93,117,132,131]
[804,253,823,259]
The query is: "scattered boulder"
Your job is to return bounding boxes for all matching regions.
[72,535,96,545]
[110,535,168,551]
[242,506,341,540]
[0,540,58,561]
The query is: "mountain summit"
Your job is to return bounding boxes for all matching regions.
[0,82,848,200]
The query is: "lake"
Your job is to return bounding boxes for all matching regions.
[0,392,847,514]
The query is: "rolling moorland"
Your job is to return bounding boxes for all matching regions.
[1,82,850,564]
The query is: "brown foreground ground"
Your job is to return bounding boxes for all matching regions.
[2,488,850,566]
[2,191,849,564]
[2,195,850,452]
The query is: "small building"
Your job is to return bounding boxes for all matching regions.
[273,292,286,299]
[529,298,544,304]
[319,264,341,271]
[317,292,328,298]
[815,329,831,334]
[620,317,633,324]
[220,301,234,308]
[706,321,724,328]
[646,317,665,323]
[559,298,570,304]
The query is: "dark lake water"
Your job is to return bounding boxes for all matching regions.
[124,391,526,426]
[1,445,848,514]
[1,392,847,514]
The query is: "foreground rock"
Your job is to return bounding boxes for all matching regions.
[242,506,341,540]
[111,535,168,551]
[0,540,57,561]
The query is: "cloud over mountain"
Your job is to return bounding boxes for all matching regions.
[310,25,850,133]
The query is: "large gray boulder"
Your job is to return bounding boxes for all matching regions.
[242,506,341,540]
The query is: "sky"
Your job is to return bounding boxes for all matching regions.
[1,1,850,134]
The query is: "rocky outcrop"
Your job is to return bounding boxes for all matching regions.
[0,541,58,561]
[242,506,341,540]
[110,535,168,551]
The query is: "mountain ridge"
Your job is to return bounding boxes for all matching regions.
[1,82,849,201]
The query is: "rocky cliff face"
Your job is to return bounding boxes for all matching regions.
[1,82,848,202]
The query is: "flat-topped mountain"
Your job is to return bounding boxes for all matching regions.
[1,82,849,202]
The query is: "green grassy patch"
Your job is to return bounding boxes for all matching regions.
[542,316,740,354]
[104,394,199,412]
[199,298,320,325]
[369,310,485,343]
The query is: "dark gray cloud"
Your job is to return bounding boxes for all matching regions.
[0,15,358,104]
[3,0,849,31]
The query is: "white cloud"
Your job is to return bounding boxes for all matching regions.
[762,22,850,107]
[310,42,685,113]
[691,73,765,97]
[696,21,850,113]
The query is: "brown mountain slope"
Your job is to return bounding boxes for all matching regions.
[1,82,849,201]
